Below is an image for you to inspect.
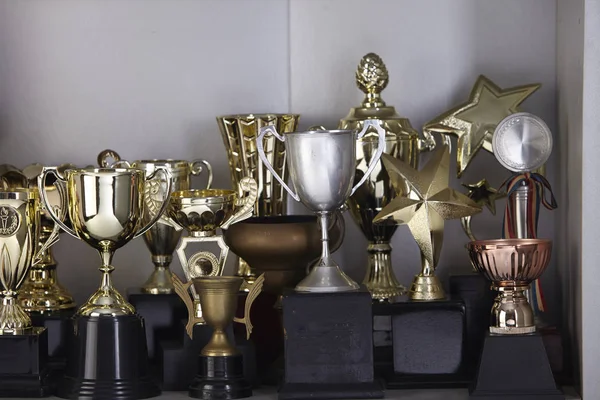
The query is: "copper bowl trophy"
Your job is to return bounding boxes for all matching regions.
[217,114,300,289]
[466,113,562,399]
[97,149,213,294]
[340,53,438,301]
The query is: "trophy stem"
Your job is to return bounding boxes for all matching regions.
[363,242,406,301]
[490,285,535,334]
[202,329,238,357]
[0,295,32,334]
[408,253,445,301]
[140,256,174,295]
[319,212,331,264]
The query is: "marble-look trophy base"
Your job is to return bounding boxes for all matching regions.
[372,298,468,389]
[279,287,383,400]
[57,314,160,400]
[470,333,563,399]
[0,327,52,397]
[127,288,187,360]
[189,355,251,400]
[29,308,76,373]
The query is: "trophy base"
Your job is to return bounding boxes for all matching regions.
[0,327,53,398]
[281,287,382,399]
[372,298,468,389]
[57,314,160,400]
[140,266,175,295]
[470,332,563,399]
[189,354,251,399]
[29,308,76,373]
[127,288,187,360]
[409,274,445,301]
[295,265,359,293]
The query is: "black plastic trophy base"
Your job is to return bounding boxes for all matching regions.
[372,298,468,389]
[0,327,52,397]
[29,308,76,372]
[57,314,160,400]
[127,288,187,360]
[189,355,251,400]
[470,332,563,399]
[279,287,383,400]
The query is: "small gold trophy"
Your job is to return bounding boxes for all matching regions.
[168,177,258,329]
[0,188,59,396]
[172,274,264,399]
[340,53,438,301]
[97,149,213,294]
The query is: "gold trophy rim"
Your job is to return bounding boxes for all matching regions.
[0,189,38,200]
[171,189,236,204]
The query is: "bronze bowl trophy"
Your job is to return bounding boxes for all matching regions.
[216,113,300,290]
[40,166,172,400]
[466,113,562,399]
[257,119,387,399]
[340,53,438,301]
[0,188,61,396]
[162,178,258,391]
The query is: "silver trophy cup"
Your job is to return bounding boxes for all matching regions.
[256,119,385,292]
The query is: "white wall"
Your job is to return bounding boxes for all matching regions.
[0,0,560,323]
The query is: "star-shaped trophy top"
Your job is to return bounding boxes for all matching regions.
[422,75,540,178]
[374,146,482,268]
[462,179,505,216]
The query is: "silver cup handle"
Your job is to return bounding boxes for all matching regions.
[38,167,78,239]
[257,126,300,202]
[133,166,174,239]
[189,159,213,189]
[350,119,386,196]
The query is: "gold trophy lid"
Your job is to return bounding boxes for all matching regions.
[339,52,419,140]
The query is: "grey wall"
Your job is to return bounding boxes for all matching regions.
[0,0,560,323]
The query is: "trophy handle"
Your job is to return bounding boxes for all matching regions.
[134,166,173,239]
[220,177,258,230]
[350,119,386,196]
[38,167,78,239]
[171,272,204,339]
[257,126,299,202]
[97,149,122,168]
[189,159,213,189]
[233,273,265,339]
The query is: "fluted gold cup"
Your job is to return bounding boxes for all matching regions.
[168,177,258,329]
[97,149,213,295]
[39,167,172,316]
[0,189,59,333]
[467,238,552,334]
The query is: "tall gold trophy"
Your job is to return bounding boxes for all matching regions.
[40,166,172,399]
[97,150,213,294]
[340,53,437,300]
[0,188,60,396]
[217,114,300,288]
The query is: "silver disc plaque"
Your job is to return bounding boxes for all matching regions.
[492,112,553,172]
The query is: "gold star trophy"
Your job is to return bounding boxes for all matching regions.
[374,146,481,300]
[460,179,505,242]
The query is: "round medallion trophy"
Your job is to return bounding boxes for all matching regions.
[467,113,562,399]
[40,166,172,400]
[0,188,60,396]
[257,119,386,399]
[339,53,438,301]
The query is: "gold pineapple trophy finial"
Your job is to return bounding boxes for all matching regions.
[356,52,389,108]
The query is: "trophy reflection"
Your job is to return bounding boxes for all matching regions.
[172,274,264,399]
[0,188,59,396]
[40,166,172,399]
[97,149,213,295]
[168,177,257,329]
[257,120,385,292]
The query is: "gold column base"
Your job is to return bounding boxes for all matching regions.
[490,285,535,335]
[408,274,445,301]
[19,267,76,312]
[141,265,175,295]
[363,242,406,301]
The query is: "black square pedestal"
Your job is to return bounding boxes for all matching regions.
[127,288,187,360]
[471,332,563,399]
[372,298,468,389]
[29,308,75,372]
[279,287,383,400]
[0,327,52,397]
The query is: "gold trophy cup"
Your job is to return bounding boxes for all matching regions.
[97,150,213,295]
[168,177,258,329]
[172,274,264,399]
[217,114,300,289]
